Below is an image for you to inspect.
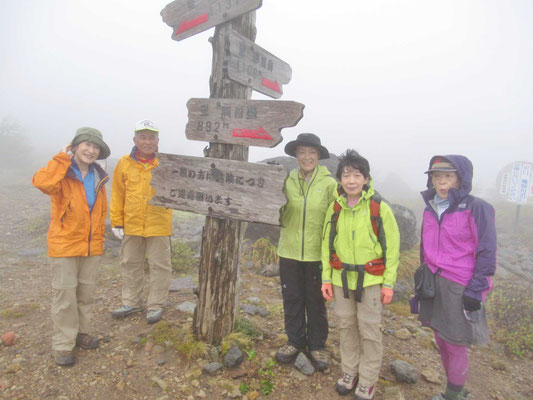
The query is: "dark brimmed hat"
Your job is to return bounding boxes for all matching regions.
[284,133,329,160]
[72,127,110,160]
[425,156,457,174]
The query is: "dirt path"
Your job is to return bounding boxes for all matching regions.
[1,178,532,400]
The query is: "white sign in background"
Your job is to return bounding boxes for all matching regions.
[506,162,532,204]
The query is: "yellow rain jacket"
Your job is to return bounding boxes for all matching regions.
[110,148,172,237]
[32,152,109,257]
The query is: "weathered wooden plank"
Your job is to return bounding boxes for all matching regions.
[161,0,262,41]
[185,98,304,147]
[224,31,292,99]
[150,153,288,226]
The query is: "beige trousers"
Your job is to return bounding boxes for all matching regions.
[51,256,100,351]
[333,284,383,387]
[120,235,171,311]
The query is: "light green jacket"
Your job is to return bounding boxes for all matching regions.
[321,181,400,289]
[277,165,338,261]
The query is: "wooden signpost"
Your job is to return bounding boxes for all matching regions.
[161,0,262,41]
[224,31,292,98]
[159,0,300,344]
[185,98,304,147]
[151,153,287,225]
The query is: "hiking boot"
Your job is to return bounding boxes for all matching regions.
[275,344,300,363]
[111,305,143,319]
[429,389,470,400]
[355,383,376,400]
[309,349,329,371]
[53,350,75,366]
[146,309,163,324]
[76,333,99,349]
[336,372,358,395]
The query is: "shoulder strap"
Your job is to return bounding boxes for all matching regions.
[370,194,387,267]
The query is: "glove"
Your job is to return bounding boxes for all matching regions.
[381,287,394,304]
[112,227,124,240]
[321,283,333,301]
[463,294,481,311]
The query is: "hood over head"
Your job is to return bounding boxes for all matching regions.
[425,155,473,203]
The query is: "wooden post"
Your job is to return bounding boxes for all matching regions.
[192,12,256,343]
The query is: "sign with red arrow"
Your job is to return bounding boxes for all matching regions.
[161,0,262,41]
[150,153,288,225]
[185,98,304,147]
[224,31,292,99]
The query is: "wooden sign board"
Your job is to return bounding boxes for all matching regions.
[224,31,292,99]
[185,98,304,147]
[150,153,288,225]
[161,0,262,41]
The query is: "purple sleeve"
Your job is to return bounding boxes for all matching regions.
[419,223,425,264]
[464,198,497,300]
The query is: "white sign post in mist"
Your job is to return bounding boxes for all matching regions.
[499,161,533,231]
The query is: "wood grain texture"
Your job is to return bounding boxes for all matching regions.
[185,98,304,147]
[224,31,292,98]
[161,0,262,41]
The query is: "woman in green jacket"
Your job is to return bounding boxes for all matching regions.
[275,133,338,371]
[321,150,400,399]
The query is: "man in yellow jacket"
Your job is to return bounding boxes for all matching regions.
[110,119,173,324]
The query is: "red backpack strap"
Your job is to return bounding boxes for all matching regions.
[329,200,342,269]
[369,194,387,268]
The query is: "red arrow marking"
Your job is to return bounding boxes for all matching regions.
[232,126,273,140]
[262,78,281,93]
[175,13,209,35]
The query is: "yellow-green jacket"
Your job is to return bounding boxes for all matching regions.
[321,181,400,289]
[110,148,172,237]
[277,165,337,261]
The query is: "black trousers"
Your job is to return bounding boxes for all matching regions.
[279,257,328,350]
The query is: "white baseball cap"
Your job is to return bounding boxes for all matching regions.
[135,119,159,134]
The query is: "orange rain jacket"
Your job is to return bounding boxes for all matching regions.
[32,152,109,257]
[110,148,172,237]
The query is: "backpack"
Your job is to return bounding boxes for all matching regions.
[328,192,387,300]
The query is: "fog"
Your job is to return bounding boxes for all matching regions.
[2,0,532,195]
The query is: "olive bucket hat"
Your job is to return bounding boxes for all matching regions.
[284,133,330,160]
[71,127,110,160]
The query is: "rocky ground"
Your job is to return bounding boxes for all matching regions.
[1,174,532,400]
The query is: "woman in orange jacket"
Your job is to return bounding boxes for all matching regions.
[32,127,110,366]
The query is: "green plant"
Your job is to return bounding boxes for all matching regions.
[258,358,276,395]
[151,321,207,361]
[240,382,251,394]
[244,237,278,266]
[235,317,263,339]
[244,349,256,361]
[171,238,197,272]
[220,332,253,355]
[488,278,533,358]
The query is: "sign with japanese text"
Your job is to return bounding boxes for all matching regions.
[161,0,262,41]
[150,153,288,225]
[185,98,304,147]
[498,161,533,204]
[224,31,292,98]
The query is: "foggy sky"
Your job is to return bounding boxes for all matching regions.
[1,0,532,194]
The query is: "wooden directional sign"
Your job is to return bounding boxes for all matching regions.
[150,153,288,225]
[185,98,304,147]
[161,0,262,41]
[224,31,292,99]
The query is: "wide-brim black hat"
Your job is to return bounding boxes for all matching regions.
[284,133,329,160]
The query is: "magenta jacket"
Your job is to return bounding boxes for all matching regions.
[420,155,497,301]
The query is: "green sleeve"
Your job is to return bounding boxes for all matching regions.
[380,202,401,288]
[321,202,335,283]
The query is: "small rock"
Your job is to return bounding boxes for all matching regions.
[391,360,419,384]
[151,376,167,391]
[176,301,196,314]
[383,386,406,400]
[152,345,165,355]
[203,362,223,375]
[116,380,125,391]
[224,346,244,368]
[1,331,16,346]
[145,341,155,353]
[491,359,507,371]
[421,368,441,384]
[261,263,279,277]
[209,346,220,362]
[157,358,166,366]
[196,389,207,398]
[394,328,411,340]
[294,352,315,376]
[247,297,260,304]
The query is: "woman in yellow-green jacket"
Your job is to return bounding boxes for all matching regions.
[275,133,338,371]
[321,150,400,399]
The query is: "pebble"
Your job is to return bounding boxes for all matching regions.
[394,328,412,340]
[151,376,167,391]
[421,368,441,384]
[294,352,314,376]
